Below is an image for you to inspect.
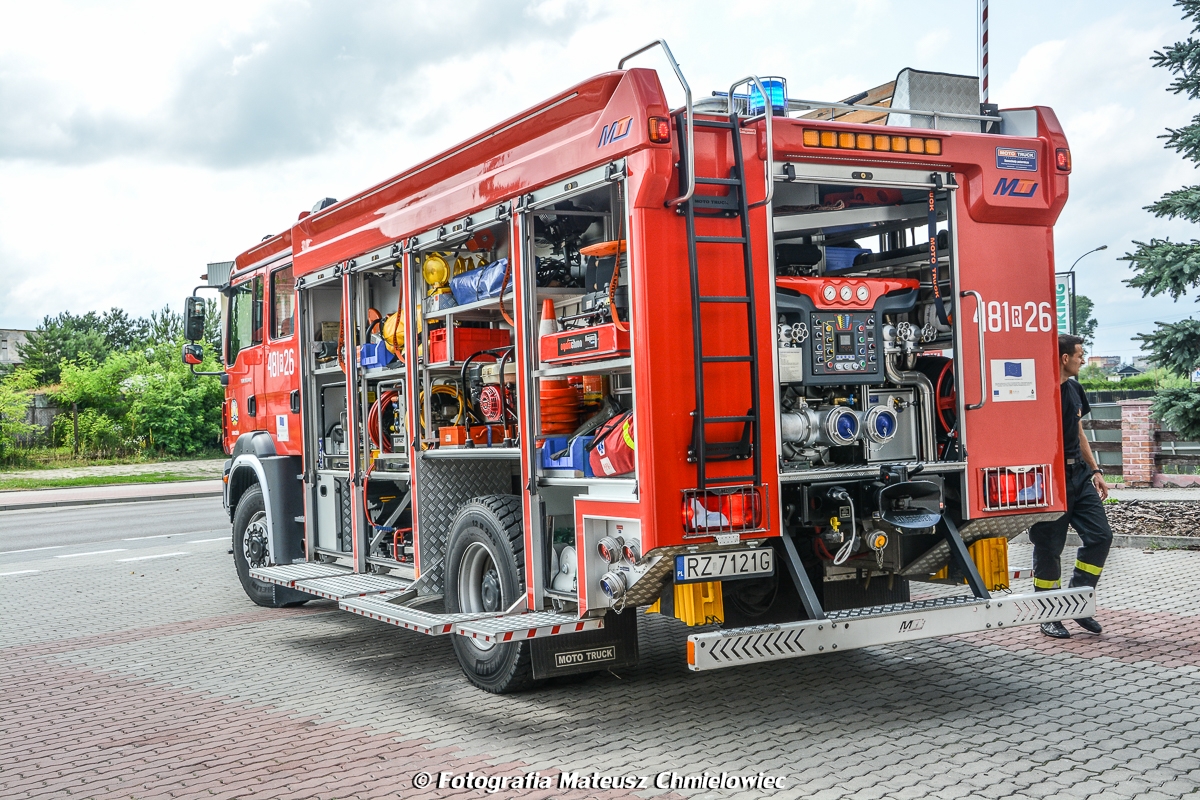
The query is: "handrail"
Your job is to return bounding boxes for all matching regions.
[785,97,998,129]
[726,76,775,209]
[618,39,694,207]
[959,290,987,410]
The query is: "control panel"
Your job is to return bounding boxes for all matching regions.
[811,312,878,378]
[774,276,920,387]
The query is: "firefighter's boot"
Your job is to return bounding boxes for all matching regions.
[1040,621,1071,639]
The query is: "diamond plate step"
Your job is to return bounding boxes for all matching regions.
[687,586,1096,672]
[250,562,351,588]
[339,592,500,635]
[826,594,983,620]
[293,573,410,600]
[454,611,604,643]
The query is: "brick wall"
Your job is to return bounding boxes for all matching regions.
[1119,400,1156,487]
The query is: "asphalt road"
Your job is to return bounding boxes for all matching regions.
[0,497,231,570]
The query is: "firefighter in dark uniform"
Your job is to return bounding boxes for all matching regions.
[1028,333,1113,638]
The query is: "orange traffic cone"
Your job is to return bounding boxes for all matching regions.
[539,298,558,337]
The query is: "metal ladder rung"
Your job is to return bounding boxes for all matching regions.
[699,295,750,303]
[695,176,742,186]
[695,235,746,244]
[702,474,757,483]
[703,415,755,423]
[701,355,753,363]
[693,118,737,130]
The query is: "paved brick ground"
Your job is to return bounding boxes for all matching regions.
[2,532,1200,799]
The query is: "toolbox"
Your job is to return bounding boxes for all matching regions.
[539,436,595,477]
[358,341,396,370]
[428,327,511,364]
[438,424,510,448]
[539,323,629,364]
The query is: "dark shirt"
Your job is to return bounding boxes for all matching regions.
[1061,378,1090,462]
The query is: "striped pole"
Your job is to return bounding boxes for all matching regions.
[980,0,989,103]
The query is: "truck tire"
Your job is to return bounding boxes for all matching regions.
[444,495,541,694]
[232,485,309,608]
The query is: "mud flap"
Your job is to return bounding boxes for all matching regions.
[530,609,639,680]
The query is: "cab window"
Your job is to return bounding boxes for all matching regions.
[227,275,263,363]
[271,266,295,339]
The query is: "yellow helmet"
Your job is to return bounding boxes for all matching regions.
[382,313,405,356]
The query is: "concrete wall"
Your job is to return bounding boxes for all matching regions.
[0,329,29,366]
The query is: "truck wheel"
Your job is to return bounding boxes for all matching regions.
[445,495,541,694]
[232,485,308,608]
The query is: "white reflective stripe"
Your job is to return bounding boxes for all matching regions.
[229,453,275,560]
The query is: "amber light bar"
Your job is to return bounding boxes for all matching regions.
[802,128,942,156]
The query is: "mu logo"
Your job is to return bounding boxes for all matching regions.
[597,115,633,147]
[994,177,1039,197]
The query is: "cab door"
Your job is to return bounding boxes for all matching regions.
[262,264,300,456]
[225,272,265,446]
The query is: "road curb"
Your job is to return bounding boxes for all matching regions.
[1007,531,1199,552]
[0,490,223,512]
[1067,532,1199,550]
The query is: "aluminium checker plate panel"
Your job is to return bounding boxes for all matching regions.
[250,562,352,587]
[292,573,410,600]
[686,586,1095,671]
[454,612,605,644]
[413,457,512,595]
[339,592,501,635]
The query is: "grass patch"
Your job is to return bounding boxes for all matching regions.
[0,447,224,471]
[0,472,213,492]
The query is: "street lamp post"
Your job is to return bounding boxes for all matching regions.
[1066,245,1108,336]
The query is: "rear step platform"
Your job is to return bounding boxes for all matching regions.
[687,586,1095,671]
[293,573,410,600]
[340,592,500,635]
[251,562,351,587]
[340,594,602,641]
[455,611,604,644]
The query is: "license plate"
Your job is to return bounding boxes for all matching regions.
[674,548,774,583]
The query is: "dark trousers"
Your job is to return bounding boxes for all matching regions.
[1028,461,1113,590]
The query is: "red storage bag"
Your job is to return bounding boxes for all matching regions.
[586,410,636,477]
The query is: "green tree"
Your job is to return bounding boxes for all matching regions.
[1123,0,1200,438]
[99,308,150,351]
[17,312,110,384]
[1074,294,1099,349]
[50,334,223,457]
[0,370,39,458]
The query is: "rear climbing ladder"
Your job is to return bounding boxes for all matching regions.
[679,109,765,490]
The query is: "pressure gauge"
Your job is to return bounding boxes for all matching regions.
[856,285,870,302]
[840,285,853,301]
[823,284,837,302]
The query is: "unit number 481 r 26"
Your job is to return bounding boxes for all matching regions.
[977,299,1053,333]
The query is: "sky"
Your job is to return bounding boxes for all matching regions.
[0,0,1197,361]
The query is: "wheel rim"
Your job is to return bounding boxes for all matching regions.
[457,539,502,652]
[243,511,270,570]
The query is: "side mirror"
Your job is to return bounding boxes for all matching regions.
[182,343,204,365]
[184,296,206,341]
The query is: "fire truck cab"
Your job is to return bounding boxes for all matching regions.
[185,41,1094,693]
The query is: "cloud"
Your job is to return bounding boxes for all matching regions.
[991,7,1200,357]
[0,0,601,168]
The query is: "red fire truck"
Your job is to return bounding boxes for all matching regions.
[183,41,1093,693]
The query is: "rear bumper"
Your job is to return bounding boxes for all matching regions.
[686,587,1095,671]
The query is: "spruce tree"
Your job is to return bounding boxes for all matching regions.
[1123,0,1200,437]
